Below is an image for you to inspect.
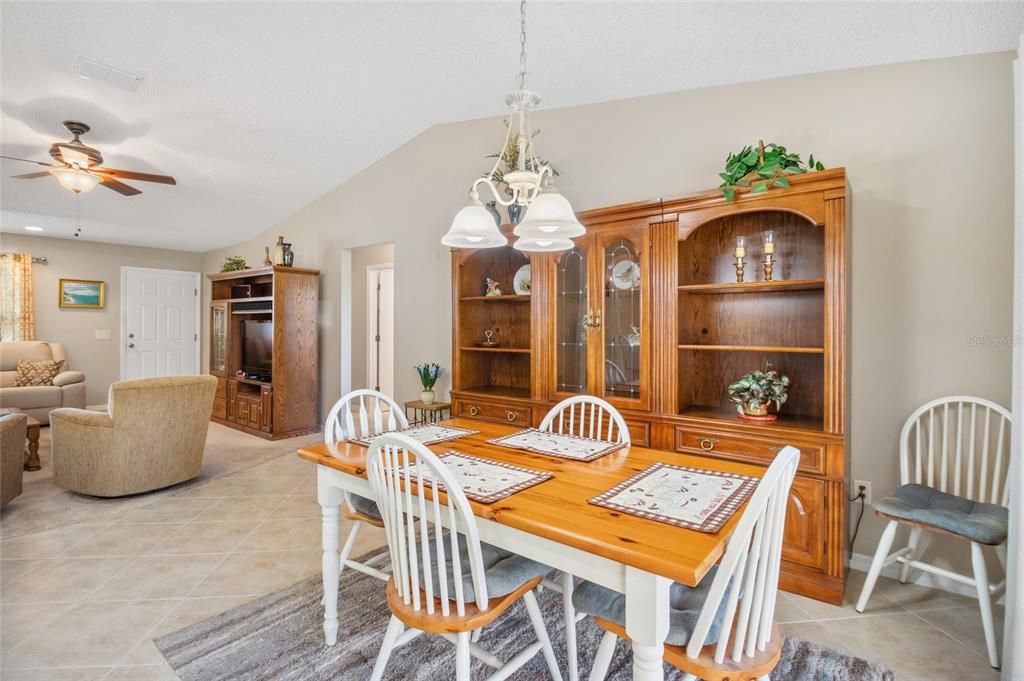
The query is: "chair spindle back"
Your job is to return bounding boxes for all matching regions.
[325,389,409,444]
[539,396,631,444]
[367,433,489,617]
[899,396,1012,506]
[685,447,800,665]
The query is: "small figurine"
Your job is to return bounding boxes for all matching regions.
[485,278,503,296]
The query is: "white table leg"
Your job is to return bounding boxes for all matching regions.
[319,471,344,646]
[625,566,670,681]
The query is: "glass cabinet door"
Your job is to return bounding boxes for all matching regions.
[554,246,589,395]
[600,235,644,402]
[210,304,227,374]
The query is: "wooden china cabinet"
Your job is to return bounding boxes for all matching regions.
[451,168,850,603]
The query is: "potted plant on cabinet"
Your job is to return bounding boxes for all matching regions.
[727,366,790,422]
[415,363,443,404]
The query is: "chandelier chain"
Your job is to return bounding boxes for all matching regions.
[518,0,527,90]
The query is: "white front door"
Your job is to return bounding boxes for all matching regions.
[122,267,200,380]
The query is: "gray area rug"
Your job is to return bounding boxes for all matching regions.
[0,421,322,539]
[156,551,895,681]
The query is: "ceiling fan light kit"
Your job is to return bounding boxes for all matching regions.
[50,165,100,193]
[441,0,583,253]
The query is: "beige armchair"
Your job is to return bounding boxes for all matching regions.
[0,341,86,423]
[50,375,217,497]
[1,412,27,507]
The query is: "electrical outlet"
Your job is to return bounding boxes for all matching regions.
[853,479,872,505]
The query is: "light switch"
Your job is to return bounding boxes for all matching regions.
[95,329,112,341]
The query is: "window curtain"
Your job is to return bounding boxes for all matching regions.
[0,252,36,341]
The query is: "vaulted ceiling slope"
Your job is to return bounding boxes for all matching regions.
[1,2,1021,252]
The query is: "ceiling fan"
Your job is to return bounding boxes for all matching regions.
[1,120,176,196]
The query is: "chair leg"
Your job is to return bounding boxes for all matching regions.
[561,571,579,681]
[524,590,564,681]
[588,631,618,681]
[369,615,404,681]
[856,520,898,613]
[971,542,1000,669]
[900,527,923,584]
[339,519,363,574]
[456,631,471,681]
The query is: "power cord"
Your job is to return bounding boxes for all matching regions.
[848,484,867,553]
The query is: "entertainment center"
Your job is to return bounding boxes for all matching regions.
[208,265,320,439]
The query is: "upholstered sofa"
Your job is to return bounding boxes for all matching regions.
[0,341,86,423]
[1,411,26,507]
[50,375,217,497]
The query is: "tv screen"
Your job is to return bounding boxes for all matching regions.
[241,320,273,374]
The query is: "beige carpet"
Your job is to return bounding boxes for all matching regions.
[0,421,322,540]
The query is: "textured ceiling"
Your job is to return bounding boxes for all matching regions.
[1,1,1021,252]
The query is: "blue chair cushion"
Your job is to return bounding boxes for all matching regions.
[572,567,729,647]
[874,483,1008,545]
[419,532,552,602]
[348,494,382,521]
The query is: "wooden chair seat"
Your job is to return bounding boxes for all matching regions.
[387,575,544,634]
[594,617,783,681]
[343,507,384,528]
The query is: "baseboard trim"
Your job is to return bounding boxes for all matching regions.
[848,552,1005,604]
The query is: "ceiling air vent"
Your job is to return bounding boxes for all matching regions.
[74,56,144,91]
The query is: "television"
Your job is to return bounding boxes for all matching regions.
[241,320,273,378]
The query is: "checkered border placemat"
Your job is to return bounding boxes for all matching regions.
[348,424,478,448]
[588,463,759,533]
[486,428,628,462]
[402,451,554,504]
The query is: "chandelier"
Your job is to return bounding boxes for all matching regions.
[441,1,584,252]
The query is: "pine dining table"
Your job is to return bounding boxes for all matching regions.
[297,417,766,681]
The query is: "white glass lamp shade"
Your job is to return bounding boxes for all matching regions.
[50,166,100,193]
[513,185,585,241]
[512,236,575,252]
[441,193,507,249]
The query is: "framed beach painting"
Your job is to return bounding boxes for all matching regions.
[59,279,105,309]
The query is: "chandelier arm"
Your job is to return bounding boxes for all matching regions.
[472,176,518,207]
[523,107,542,171]
[485,114,515,180]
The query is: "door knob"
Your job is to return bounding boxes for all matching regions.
[128,343,135,349]
[128,333,134,339]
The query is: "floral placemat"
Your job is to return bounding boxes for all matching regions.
[402,451,553,504]
[589,463,758,533]
[348,424,478,447]
[487,428,627,462]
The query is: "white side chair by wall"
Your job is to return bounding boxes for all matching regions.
[324,389,409,582]
[539,395,631,681]
[365,433,564,681]
[855,396,1011,669]
[573,446,800,681]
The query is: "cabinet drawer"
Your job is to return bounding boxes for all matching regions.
[212,397,227,420]
[674,427,826,475]
[457,400,531,427]
[214,377,227,400]
[624,420,650,448]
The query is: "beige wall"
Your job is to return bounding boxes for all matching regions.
[2,233,203,404]
[202,52,1016,568]
[350,242,395,391]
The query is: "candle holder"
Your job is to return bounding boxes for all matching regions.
[735,256,746,283]
[763,252,775,281]
[734,237,747,283]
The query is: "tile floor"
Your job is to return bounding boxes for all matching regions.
[0,449,1004,681]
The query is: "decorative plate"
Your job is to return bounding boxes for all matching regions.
[608,258,640,290]
[513,264,532,295]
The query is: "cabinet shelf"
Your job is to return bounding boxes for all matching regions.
[213,296,275,303]
[678,404,824,432]
[459,295,531,302]
[678,344,824,354]
[232,309,273,315]
[458,385,532,399]
[678,279,824,294]
[459,346,531,354]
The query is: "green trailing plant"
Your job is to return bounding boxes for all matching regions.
[486,121,558,196]
[719,140,825,202]
[727,366,791,415]
[414,363,443,391]
[220,255,249,272]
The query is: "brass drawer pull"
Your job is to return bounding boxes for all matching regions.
[468,405,479,416]
[506,410,517,422]
[699,437,718,452]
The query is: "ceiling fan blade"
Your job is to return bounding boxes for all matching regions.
[0,155,60,168]
[91,167,176,185]
[11,171,52,179]
[99,175,142,196]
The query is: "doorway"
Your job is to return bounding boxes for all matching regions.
[343,243,395,396]
[367,264,395,395]
[120,266,201,380]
